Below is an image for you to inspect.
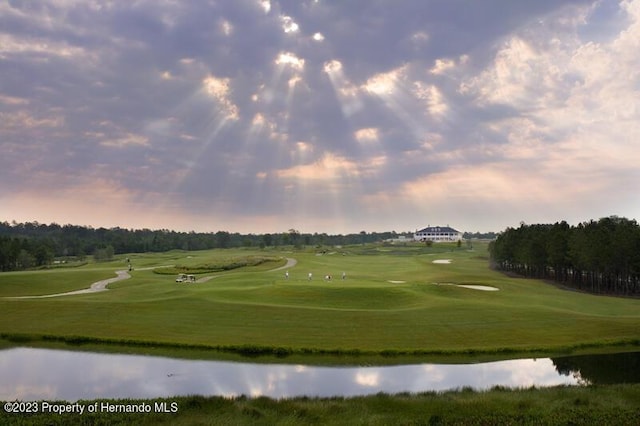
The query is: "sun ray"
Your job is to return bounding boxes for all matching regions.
[175,91,237,178]
[142,72,242,221]
[323,59,362,118]
[322,58,387,169]
[318,59,393,227]
[361,67,431,139]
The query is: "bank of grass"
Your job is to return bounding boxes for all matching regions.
[153,255,284,275]
[2,333,639,368]
[0,243,639,359]
[3,385,640,425]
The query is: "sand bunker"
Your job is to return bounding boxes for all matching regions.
[433,283,499,292]
[388,280,406,284]
[432,259,452,264]
[457,284,499,291]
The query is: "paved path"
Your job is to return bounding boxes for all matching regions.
[5,259,297,298]
[195,275,219,283]
[194,258,297,283]
[7,270,131,299]
[269,257,297,272]
[4,265,169,299]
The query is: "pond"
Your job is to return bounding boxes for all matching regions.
[1,347,638,401]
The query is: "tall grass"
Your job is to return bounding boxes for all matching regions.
[3,385,640,425]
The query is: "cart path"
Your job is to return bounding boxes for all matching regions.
[4,265,169,299]
[195,258,297,283]
[5,270,130,299]
[269,257,297,272]
[5,259,297,299]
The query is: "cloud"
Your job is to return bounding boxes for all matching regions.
[1,110,64,131]
[353,128,380,143]
[275,152,385,182]
[0,0,638,233]
[458,0,639,176]
[97,133,150,148]
[202,75,240,121]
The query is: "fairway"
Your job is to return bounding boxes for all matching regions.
[1,243,639,356]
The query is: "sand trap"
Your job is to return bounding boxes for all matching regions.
[388,280,406,284]
[432,259,452,264]
[433,282,499,292]
[457,284,499,291]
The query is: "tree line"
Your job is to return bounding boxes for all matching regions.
[0,221,407,271]
[489,216,640,296]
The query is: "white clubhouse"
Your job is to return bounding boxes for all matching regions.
[414,226,463,242]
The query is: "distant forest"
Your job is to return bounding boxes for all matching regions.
[0,221,422,271]
[3,218,637,297]
[489,216,640,296]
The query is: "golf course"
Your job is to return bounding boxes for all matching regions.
[1,241,638,358]
[2,241,640,425]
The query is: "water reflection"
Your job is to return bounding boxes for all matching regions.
[0,347,589,401]
[552,351,640,385]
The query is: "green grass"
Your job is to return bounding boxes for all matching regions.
[0,269,118,296]
[153,255,284,275]
[0,243,638,359]
[3,385,640,425]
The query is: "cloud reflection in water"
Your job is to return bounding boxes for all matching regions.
[0,348,579,401]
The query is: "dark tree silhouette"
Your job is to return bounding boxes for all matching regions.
[490,216,640,296]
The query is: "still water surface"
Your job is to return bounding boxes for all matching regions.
[0,347,605,401]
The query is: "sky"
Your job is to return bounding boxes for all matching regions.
[1,0,639,235]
